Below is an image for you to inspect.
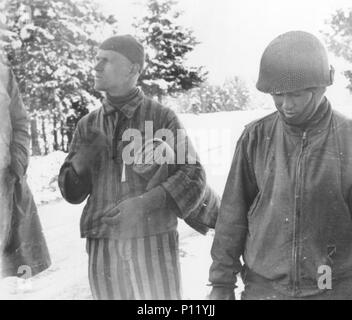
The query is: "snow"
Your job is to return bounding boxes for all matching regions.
[142,78,171,91]
[27,151,67,205]
[0,109,272,299]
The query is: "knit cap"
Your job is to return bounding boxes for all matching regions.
[99,35,145,71]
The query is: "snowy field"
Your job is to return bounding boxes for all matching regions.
[2,107,340,300]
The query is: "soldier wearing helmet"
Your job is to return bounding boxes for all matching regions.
[208,31,352,300]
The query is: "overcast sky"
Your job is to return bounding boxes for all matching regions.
[98,0,352,108]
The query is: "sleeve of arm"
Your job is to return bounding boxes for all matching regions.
[8,69,30,180]
[160,111,206,219]
[209,130,258,288]
[58,123,91,204]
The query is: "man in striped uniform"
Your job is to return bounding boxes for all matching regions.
[58,35,206,300]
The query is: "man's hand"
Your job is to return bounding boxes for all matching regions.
[101,196,144,230]
[72,128,109,176]
[101,186,166,230]
[208,287,236,300]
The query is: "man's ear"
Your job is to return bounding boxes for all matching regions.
[130,63,141,77]
[330,65,335,85]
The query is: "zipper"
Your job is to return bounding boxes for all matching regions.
[292,130,307,295]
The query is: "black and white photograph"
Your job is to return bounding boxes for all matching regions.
[1,0,352,303]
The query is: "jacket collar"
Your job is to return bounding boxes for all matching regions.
[102,88,144,119]
[280,97,332,137]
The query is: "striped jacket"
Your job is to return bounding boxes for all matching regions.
[59,89,206,239]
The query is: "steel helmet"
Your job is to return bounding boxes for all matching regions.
[256,31,334,94]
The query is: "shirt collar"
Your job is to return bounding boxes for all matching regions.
[280,97,332,137]
[102,88,144,119]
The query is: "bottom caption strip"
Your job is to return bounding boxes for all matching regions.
[137,304,215,318]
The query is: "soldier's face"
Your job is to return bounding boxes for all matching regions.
[271,88,325,125]
[94,50,133,94]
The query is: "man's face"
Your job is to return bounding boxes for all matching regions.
[94,49,133,94]
[271,88,324,125]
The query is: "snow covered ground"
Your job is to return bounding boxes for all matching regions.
[0,109,275,300]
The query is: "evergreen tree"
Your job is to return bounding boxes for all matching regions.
[135,0,207,100]
[324,9,352,93]
[2,0,118,154]
[174,77,251,114]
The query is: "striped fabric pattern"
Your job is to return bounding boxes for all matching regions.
[86,231,182,300]
[59,90,206,239]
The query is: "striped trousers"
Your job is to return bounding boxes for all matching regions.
[86,231,182,300]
